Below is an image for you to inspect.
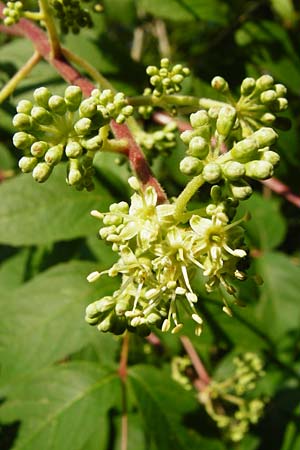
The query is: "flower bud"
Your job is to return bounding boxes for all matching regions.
[32,162,53,182]
[48,95,67,115]
[16,100,33,114]
[65,141,82,158]
[210,185,222,203]
[231,137,258,163]
[180,157,203,175]
[146,66,158,76]
[18,156,38,172]
[64,85,82,111]
[274,84,287,97]
[230,181,252,200]
[261,150,280,166]
[31,106,53,125]
[44,144,64,165]
[211,76,229,93]
[30,141,49,157]
[74,117,92,135]
[180,130,194,144]
[254,127,277,148]
[216,105,237,137]
[245,160,273,179]
[188,136,209,158]
[222,161,245,181]
[240,77,256,95]
[202,162,222,183]
[256,74,274,91]
[190,110,209,128]
[79,98,97,117]
[67,159,82,185]
[260,112,276,125]
[12,113,32,130]
[13,132,35,150]
[33,87,51,107]
[83,135,102,151]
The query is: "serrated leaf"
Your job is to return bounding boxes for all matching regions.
[255,252,300,339]
[0,362,119,450]
[0,260,117,390]
[0,165,113,246]
[137,0,228,24]
[241,193,286,250]
[129,365,224,450]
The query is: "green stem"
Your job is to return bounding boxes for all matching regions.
[23,11,44,21]
[61,47,114,91]
[128,94,201,109]
[119,332,130,450]
[0,51,41,103]
[38,0,61,58]
[173,174,205,221]
[198,97,229,110]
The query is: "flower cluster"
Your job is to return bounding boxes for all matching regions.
[51,0,94,34]
[180,109,279,200]
[85,174,249,336]
[2,0,23,26]
[211,75,290,136]
[199,353,266,442]
[134,121,177,162]
[12,86,133,189]
[145,58,190,97]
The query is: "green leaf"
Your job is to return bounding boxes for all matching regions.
[129,365,225,450]
[0,249,29,294]
[0,165,113,246]
[255,252,300,339]
[241,193,286,250]
[0,260,117,390]
[0,362,119,450]
[137,0,228,24]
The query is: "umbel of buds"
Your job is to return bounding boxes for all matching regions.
[12,86,133,190]
[146,58,190,97]
[51,0,94,34]
[2,0,23,26]
[180,109,279,200]
[85,174,249,336]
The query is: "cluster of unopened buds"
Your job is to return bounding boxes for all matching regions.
[2,0,23,25]
[198,353,266,442]
[51,0,94,34]
[12,86,133,190]
[134,121,177,161]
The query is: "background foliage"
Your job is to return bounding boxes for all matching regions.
[0,0,300,449]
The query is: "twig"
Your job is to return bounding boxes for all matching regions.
[153,110,300,208]
[180,336,211,389]
[119,332,130,450]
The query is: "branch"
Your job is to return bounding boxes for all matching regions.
[153,110,300,208]
[0,4,168,204]
[180,336,211,391]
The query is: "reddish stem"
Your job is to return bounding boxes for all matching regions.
[153,111,300,208]
[0,4,167,203]
[180,336,211,389]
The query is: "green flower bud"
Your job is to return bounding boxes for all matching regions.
[13,132,35,150]
[30,141,49,157]
[216,105,237,137]
[83,135,102,151]
[79,98,97,117]
[48,95,67,115]
[231,137,258,163]
[146,66,158,76]
[274,84,287,97]
[33,87,51,108]
[180,130,194,145]
[254,127,278,148]
[188,136,209,158]
[274,97,288,111]
[222,161,245,181]
[64,85,82,110]
[65,141,82,158]
[67,159,82,185]
[260,90,277,104]
[12,113,32,130]
[245,160,273,179]
[203,162,222,183]
[261,150,280,166]
[230,181,252,200]
[260,112,276,125]
[32,162,53,182]
[18,156,38,173]
[256,74,274,91]
[44,144,64,166]
[211,76,229,93]
[210,185,222,203]
[180,156,203,175]
[97,313,115,332]
[190,110,209,128]
[31,106,53,125]
[16,100,33,114]
[240,77,256,95]
[161,58,170,68]
[74,117,92,135]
